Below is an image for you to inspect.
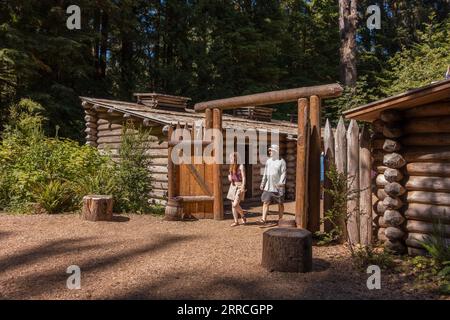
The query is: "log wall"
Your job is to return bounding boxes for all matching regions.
[369,100,450,255]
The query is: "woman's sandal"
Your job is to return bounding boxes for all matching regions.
[257,218,266,224]
[230,222,239,227]
[241,214,247,225]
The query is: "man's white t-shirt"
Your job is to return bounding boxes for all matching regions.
[261,157,287,193]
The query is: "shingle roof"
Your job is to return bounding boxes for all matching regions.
[80,97,298,136]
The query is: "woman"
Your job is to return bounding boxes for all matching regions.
[227,152,246,227]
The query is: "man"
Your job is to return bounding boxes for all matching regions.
[259,144,287,224]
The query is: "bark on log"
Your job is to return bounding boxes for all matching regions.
[261,228,312,273]
[383,139,402,153]
[406,220,450,236]
[81,195,113,221]
[383,210,405,227]
[194,84,343,111]
[383,153,406,169]
[405,203,450,223]
[385,182,406,197]
[382,196,403,209]
[406,162,450,177]
[406,232,450,250]
[404,146,450,162]
[384,239,406,254]
[384,168,404,182]
[404,102,450,118]
[404,117,450,134]
[380,110,402,123]
[407,191,450,206]
[383,125,403,139]
[359,126,372,246]
[385,226,405,240]
[401,133,450,147]
[406,176,450,192]
[347,120,360,244]
[308,95,321,233]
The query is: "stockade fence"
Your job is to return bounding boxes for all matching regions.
[322,117,372,246]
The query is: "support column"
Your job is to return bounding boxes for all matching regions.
[308,95,321,232]
[167,125,176,200]
[296,98,310,228]
[213,108,224,220]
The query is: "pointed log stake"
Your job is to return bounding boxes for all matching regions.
[335,117,347,176]
[359,126,372,246]
[323,119,335,232]
[296,98,310,229]
[308,95,321,233]
[213,108,224,220]
[347,120,360,245]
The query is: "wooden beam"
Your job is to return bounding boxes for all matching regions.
[177,195,215,202]
[194,84,343,111]
[167,125,177,199]
[308,95,321,233]
[213,108,224,220]
[359,126,372,246]
[296,98,310,229]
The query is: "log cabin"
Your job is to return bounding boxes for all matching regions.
[344,79,450,255]
[80,93,299,217]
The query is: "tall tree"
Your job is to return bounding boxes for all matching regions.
[339,0,358,86]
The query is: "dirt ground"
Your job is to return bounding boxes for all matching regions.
[0,202,440,300]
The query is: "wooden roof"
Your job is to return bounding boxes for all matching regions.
[80,97,298,136]
[343,79,450,122]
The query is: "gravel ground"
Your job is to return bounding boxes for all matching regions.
[0,204,440,300]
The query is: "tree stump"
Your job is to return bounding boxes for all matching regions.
[261,228,312,273]
[82,195,113,221]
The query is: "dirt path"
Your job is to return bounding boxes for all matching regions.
[0,211,438,300]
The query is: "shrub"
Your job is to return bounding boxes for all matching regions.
[114,120,153,214]
[420,219,450,264]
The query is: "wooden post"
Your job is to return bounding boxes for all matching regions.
[347,120,360,244]
[334,117,348,242]
[308,95,321,232]
[167,125,176,200]
[213,108,224,220]
[323,119,335,232]
[296,98,310,229]
[359,126,372,246]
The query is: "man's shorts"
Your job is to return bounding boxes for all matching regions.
[261,190,284,204]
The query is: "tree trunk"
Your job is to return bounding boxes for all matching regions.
[82,195,113,221]
[339,0,358,87]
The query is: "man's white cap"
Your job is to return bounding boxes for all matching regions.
[269,144,279,153]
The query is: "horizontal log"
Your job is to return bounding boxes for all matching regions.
[383,209,405,227]
[85,128,97,135]
[377,227,387,242]
[406,232,450,249]
[382,125,403,139]
[384,239,406,253]
[385,226,405,240]
[407,191,450,206]
[150,181,168,189]
[384,168,404,182]
[383,153,406,169]
[405,203,450,223]
[406,162,450,177]
[404,117,450,134]
[372,120,385,133]
[86,122,97,129]
[377,189,388,201]
[404,146,450,162]
[406,219,450,236]
[177,195,215,202]
[380,110,402,123]
[404,102,450,118]
[383,139,401,152]
[406,176,450,192]
[382,196,403,209]
[376,200,388,215]
[376,174,388,187]
[84,109,96,116]
[97,123,123,131]
[401,133,450,147]
[385,182,406,197]
[148,165,168,174]
[194,83,343,111]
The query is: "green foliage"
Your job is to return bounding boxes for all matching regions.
[407,256,450,295]
[113,121,154,214]
[351,245,396,271]
[420,219,450,264]
[316,163,347,245]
